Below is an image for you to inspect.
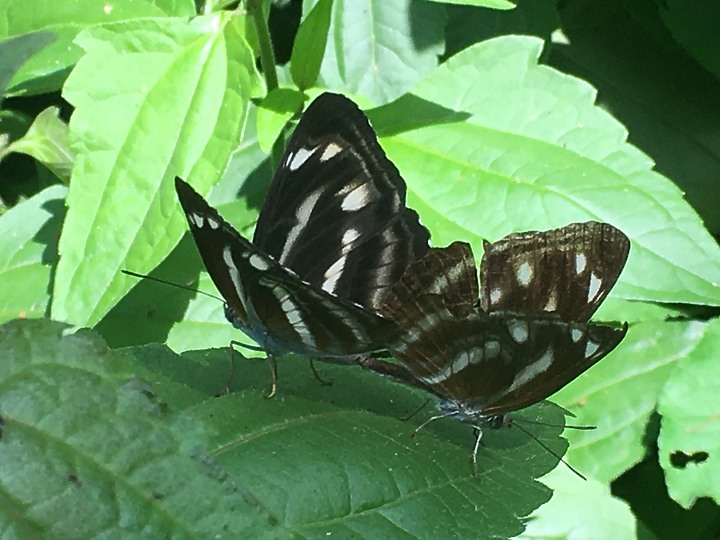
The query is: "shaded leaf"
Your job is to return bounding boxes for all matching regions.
[290,0,334,90]
[0,30,55,97]
[0,0,168,95]
[0,185,65,323]
[4,107,73,182]
[0,319,281,538]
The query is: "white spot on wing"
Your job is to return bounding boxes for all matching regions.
[508,347,554,393]
[507,319,529,343]
[516,261,533,287]
[279,188,323,263]
[320,142,342,162]
[223,245,247,312]
[468,346,484,365]
[484,340,500,360]
[248,253,270,271]
[585,340,600,356]
[190,213,203,228]
[571,328,583,343]
[271,287,316,348]
[321,255,347,293]
[341,184,372,211]
[544,289,558,311]
[342,228,360,249]
[288,146,319,171]
[490,287,503,304]
[207,216,220,230]
[588,272,602,302]
[575,253,587,274]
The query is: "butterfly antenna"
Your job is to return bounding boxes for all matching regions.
[125,269,265,357]
[519,418,596,431]
[402,399,431,421]
[122,269,226,304]
[512,422,588,481]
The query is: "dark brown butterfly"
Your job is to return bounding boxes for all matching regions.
[364,222,630,474]
[176,92,430,396]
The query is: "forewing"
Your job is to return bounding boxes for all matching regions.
[176,177,251,326]
[253,92,430,311]
[480,222,630,322]
[176,178,395,357]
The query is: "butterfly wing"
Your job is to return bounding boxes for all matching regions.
[176,178,396,357]
[382,241,479,319]
[253,92,430,312]
[381,242,627,415]
[480,222,630,322]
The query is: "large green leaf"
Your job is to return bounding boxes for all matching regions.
[377,36,720,307]
[0,319,279,538]
[1,318,580,539]
[52,13,259,327]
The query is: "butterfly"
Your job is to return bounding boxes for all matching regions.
[176,92,430,396]
[362,221,630,474]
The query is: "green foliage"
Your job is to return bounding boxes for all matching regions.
[1,0,719,538]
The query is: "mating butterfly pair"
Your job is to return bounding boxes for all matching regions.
[176,92,630,471]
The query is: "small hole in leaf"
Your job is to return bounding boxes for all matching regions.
[670,450,709,468]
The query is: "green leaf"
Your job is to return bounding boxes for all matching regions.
[0,319,282,538]
[51,14,260,327]
[552,320,704,482]
[518,467,637,540]
[0,185,65,323]
[379,36,720,307]
[1,318,583,538]
[290,0,334,90]
[303,0,446,103]
[4,107,73,182]
[0,0,169,96]
[255,87,305,153]
[659,0,720,83]
[0,30,55,97]
[658,317,720,509]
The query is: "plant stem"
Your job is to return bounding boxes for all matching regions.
[246,0,284,168]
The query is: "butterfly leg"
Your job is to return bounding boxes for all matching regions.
[309,359,332,386]
[471,427,485,477]
[212,340,242,396]
[411,412,453,438]
[265,354,278,399]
